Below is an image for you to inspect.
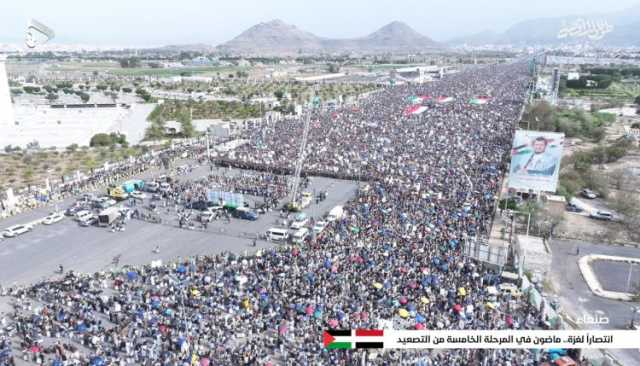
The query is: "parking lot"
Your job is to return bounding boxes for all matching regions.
[0,168,358,286]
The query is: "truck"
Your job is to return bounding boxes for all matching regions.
[107,186,128,201]
[122,179,144,193]
[98,207,121,227]
[327,205,344,222]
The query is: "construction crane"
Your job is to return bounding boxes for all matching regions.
[287,91,320,211]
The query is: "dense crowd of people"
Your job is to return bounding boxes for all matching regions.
[1,62,571,365]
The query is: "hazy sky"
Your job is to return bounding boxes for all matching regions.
[1,0,638,46]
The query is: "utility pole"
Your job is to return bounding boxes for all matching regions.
[288,85,318,210]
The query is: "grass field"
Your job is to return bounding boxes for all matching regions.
[0,146,146,190]
[563,81,640,102]
[45,61,245,78]
[110,66,244,77]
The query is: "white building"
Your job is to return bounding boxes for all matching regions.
[1,102,154,148]
[0,56,15,130]
[514,235,552,280]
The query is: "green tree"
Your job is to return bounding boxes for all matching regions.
[177,109,195,138]
[90,133,113,147]
[66,143,79,153]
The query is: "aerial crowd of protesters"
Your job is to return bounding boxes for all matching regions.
[0,62,578,366]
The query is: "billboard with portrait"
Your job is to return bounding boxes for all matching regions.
[508,131,565,192]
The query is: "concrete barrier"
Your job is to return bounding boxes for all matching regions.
[578,254,640,301]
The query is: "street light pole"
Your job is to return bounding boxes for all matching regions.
[626,262,635,293]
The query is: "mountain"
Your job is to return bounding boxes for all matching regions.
[217,20,441,55]
[351,21,439,51]
[217,19,322,54]
[449,3,640,47]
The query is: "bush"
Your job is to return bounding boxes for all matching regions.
[90,133,127,147]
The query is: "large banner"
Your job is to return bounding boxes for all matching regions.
[508,131,564,192]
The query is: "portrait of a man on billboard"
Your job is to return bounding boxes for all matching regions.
[508,131,564,192]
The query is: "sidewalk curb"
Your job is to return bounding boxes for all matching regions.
[578,254,639,301]
[556,235,640,249]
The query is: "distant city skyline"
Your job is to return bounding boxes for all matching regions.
[1,0,639,47]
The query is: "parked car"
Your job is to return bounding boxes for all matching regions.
[42,212,64,225]
[93,197,116,209]
[79,216,98,227]
[498,283,522,298]
[145,181,160,193]
[565,203,583,213]
[74,210,94,222]
[200,206,223,223]
[2,224,32,238]
[130,191,146,200]
[590,210,613,221]
[581,189,597,199]
[232,207,258,221]
[312,220,327,234]
[186,201,208,211]
[65,204,87,217]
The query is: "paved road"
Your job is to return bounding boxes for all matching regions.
[549,238,640,365]
[0,164,357,286]
[592,260,640,293]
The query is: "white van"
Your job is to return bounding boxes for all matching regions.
[267,228,289,242]
[291,228,309,244]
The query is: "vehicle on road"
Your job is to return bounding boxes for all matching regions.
[312,220,327,234]
[186,201,208,211]
[98,207,121,227]
[107,186,129,201]
[200,206,223,223]
[65,204,89,217]
[291,216,308,230]
[590,210,613,221]
[43,212,64,225]
[267,228,289,242]
[232,207,258,221]
[291,228,309,244]
[498,283,522,298]
[74,210,94,222]
[93,197,116,209]
[145,181,160,193]
[130,191,146,200]
[79,215,98,227]
[159,182,172,194]
[581,189,597,199]
[2,224,32,238]
[565,203,583,213]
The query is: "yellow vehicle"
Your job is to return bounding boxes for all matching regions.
[287,201,302,212]
[107,186,128,201]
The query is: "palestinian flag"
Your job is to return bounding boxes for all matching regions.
[403,105,428,116]
[436,96,454,104]
[407,95,421,104]
[407,95,432,104]
[469,97,490,105]
[323,329,384,349]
